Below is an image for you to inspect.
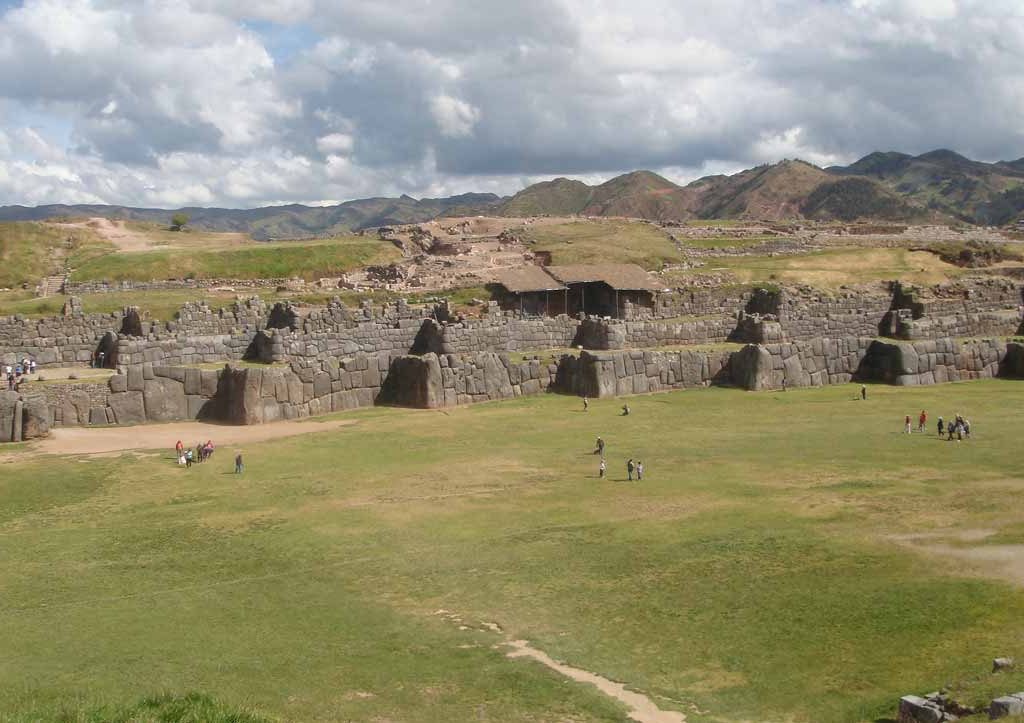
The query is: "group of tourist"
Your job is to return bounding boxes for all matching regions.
[937,414,971,442]
[175,439,216,467]
[591,427,646,482]
[4,357,37,390]
[174,439,244,473]
[903,410,972,441]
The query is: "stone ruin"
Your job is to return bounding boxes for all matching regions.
[1,277,1022,440]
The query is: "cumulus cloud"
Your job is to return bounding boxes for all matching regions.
[0,0,1022,207]
[429,95,480,138]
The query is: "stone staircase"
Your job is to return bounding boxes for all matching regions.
[38,274,67,298]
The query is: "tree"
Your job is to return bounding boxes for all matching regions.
[170,212,189,232]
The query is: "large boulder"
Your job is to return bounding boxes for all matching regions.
[576,351,619,398]
[378,353,444,408]
[857,340,924,385]
[990,693,1024,719]
[1000,342,1024,378]
[0,391,17,442]
[897,695,952,723]
[481,353,515,400]
[21,395,50,439]
[142,377,187,422]
[107,391,145,425]
[729,344,774,391]
[219,367,269,424]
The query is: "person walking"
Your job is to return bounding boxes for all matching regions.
[636,461,644,481]
[583,396,589,412]
[627,458,635,481]
[918,410,927,433]
[185,448,194,468]
[937,417,944,438]
[861,384,867,400]
[598,458,606,479]
[594,437,605,455]
[175,440,183,459]
[904,415,912,434]
[235,453,244,474]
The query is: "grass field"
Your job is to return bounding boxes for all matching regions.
[667,248,964,289]
[4,381,1024,721]
[679,234,777,249]
[518,220,681,269]
[0,283,491,321]
[69,235,401,283]
[0,222,112,289]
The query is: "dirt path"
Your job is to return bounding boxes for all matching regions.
[54,217,159,252]
[14,418,357,457]
[891,529,1024,588]
[506,640,686,723]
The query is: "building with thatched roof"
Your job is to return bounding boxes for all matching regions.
[490,263,665,318]
[545,263,666,318]
[490,266,567,316]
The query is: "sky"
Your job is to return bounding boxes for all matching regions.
[0,0,1022,209]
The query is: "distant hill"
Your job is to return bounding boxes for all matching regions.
[827,149,1024,224]
[498,178,592,216]
[800,177,928,222]
[497,158,935,223]
[3,149,1023,236]
[0,193,504,240]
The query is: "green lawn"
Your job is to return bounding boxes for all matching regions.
[518,220,681,270]
[680,234,777,249]
[69,235,401,283]
[0,222,112,289]
[0,284,490,321]
[3,381,1024,721]
[677,247,966,289]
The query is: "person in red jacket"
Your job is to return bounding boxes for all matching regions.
[918,410,927,432]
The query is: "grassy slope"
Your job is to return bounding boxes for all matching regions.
[0,284,493,321]
[69,235,401,282]
[4,382,1024,721]
[676,248,964,288]
[0,222,112,288]
[520,220,681,269]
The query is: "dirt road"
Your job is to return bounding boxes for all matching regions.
[17,417,357,457]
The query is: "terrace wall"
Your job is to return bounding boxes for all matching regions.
[10,337,1024,436]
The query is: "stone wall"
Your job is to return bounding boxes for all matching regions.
[553,348,732,398]
[377,352,558,408]
[856,338,1009,386]
[91,353,391,428]
[729,338,871,391]
[4,280,1023,375]
[894,310,1022,340]
[65,278,295,295]
[6,336,1024,440]
[652,287,754,319]
[0,390,49,442]
[415,314,580,355]
[0,309,125,367]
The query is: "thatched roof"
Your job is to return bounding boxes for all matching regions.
[492,265,567,293]
[545,263,666,291]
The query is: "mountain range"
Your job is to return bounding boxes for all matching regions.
[2,150,1023,238]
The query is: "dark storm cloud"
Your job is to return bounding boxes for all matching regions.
[0,0,1022,206]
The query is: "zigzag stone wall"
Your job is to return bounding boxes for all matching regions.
[14,337,1024,433]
